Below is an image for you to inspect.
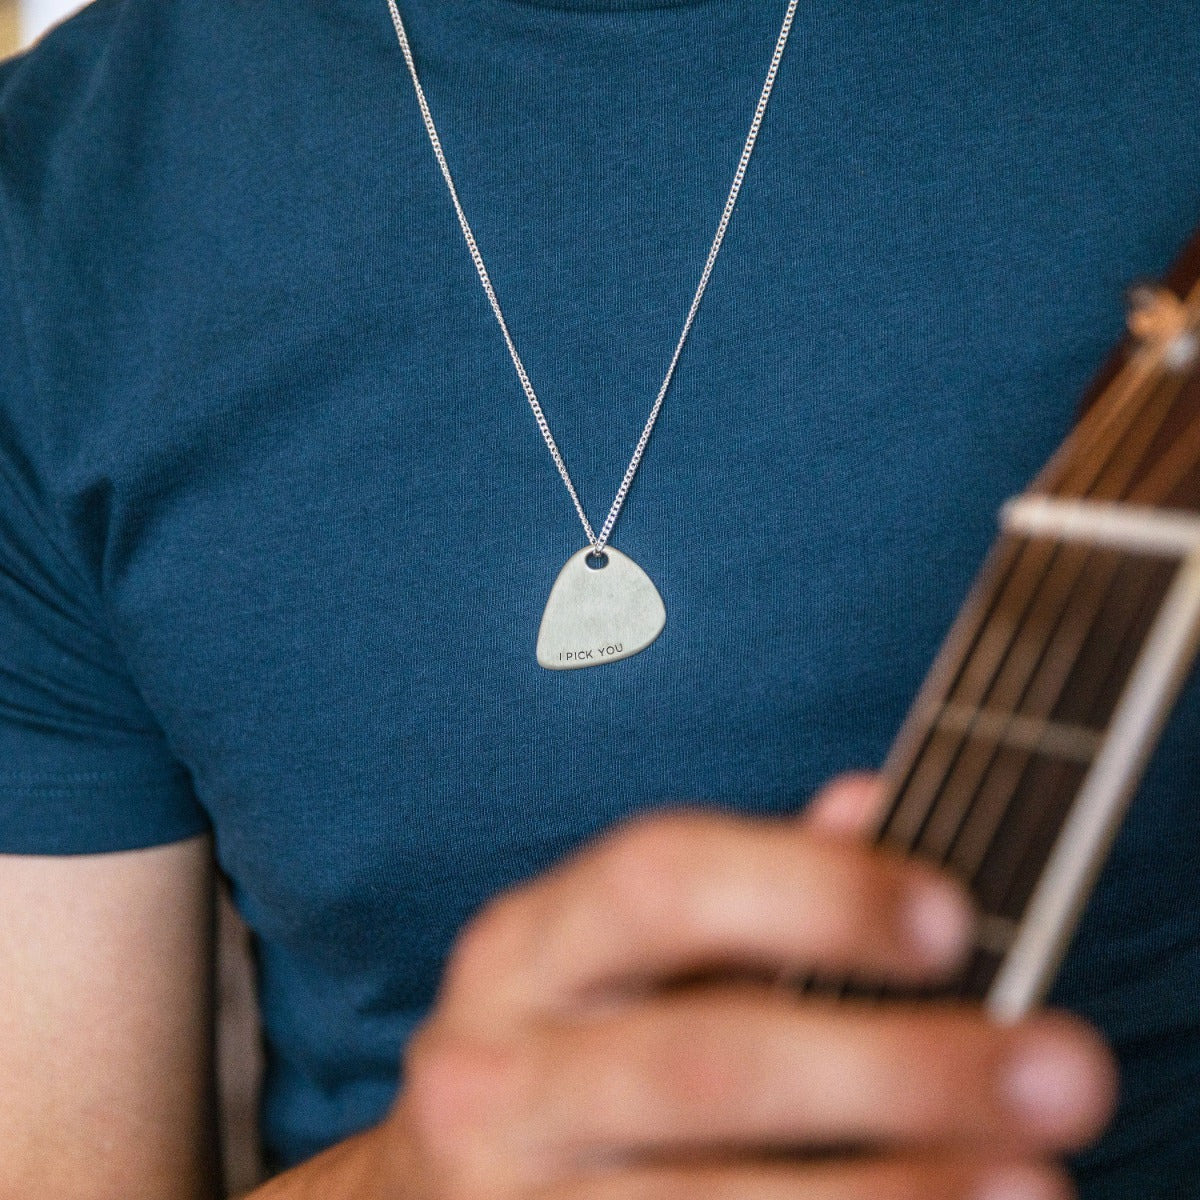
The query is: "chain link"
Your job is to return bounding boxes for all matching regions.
[384,0,799,553]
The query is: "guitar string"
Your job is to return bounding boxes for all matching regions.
[914,300,1200,1000]
[970,560,1176,995]
[877,341,1190,858]
[877,541,1082,847]
[949,547,1180,1001]
[916,371,1187,878]
[787,556,1113,998]
[981,558,1179,960]
[975,410,1200,978]
[792,500,1120,995]
[921,393,1178,854]
[1127,398,1200,504]
[892,380,1183,1003]
[786,478,1153,997]
[782,317,1194,1001]
[944,555,1170,1001]
[870,382,1166,863]
[818,536,1079,1000]
[872,295,1200,856]
[915,366,1197,1001]
[941,371,1196,892]
[873,532,1124,858]
[949,554,1138,897]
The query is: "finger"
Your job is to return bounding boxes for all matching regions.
[517,1001,1114,1163]
[801,773,887,838]
[442,810,975,1026]
[537,1154,1073,1200]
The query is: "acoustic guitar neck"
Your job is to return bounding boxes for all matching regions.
[860,229,1200,1019]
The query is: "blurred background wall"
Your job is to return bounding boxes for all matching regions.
[0,0,17,57]
[2,0,86,57]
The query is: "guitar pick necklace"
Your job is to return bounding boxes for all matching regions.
[384,0,799,670]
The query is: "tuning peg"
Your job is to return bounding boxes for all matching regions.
[1125,283,1197,369]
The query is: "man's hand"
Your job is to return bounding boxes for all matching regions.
[362,775,1116,1200]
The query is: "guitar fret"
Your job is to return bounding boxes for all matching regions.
[1002,494,1200,557]
[932,704,1103,764]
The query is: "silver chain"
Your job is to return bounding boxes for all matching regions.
[385,0,799,555]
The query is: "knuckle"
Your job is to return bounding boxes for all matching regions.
[646,1015,743,1114]
[849,853,910,930]
[598,813,716,929]
[444,889,531,996]
[606,1004,772,1130]
[605,811,700,876]
[404,1023,530,1159]
[805,771,884,831]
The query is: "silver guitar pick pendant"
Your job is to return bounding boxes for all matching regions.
[536,546,666,670]
[387,0,798,673]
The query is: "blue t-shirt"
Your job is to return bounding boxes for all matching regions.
[2,0,1200,1190]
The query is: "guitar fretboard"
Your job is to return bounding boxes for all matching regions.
[861,238,1200,1016]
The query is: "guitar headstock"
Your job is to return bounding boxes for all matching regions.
[1125,283,1199,369]
[1077,224,1200,417]
[1034,271,1200,512]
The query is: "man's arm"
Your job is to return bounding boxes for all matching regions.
[0,835,220,1200]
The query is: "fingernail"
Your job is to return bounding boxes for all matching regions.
[904,878,973,968]
[1002,1033,1108,1137]
[977,1166,1062,1200]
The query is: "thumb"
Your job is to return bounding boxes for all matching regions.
[801,772,886,838]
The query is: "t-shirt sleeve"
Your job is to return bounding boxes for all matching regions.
[0,203,209,855]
